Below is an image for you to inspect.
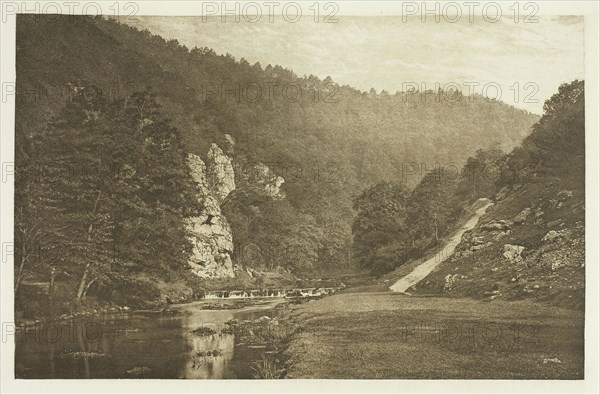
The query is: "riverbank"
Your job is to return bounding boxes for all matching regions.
[15,297,293,379]
[15,296,260,329]
[281,292,584,379]
[15,278,347,327]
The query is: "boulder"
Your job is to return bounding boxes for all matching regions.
[444,274,460,292]
[542,230,559,243]
[495,187,509,201]
[503,244,525,263]
[543,358,562,364]
[514,208,532,224]
[531,208,544,225]
[470,242,493,251]
[471,236,485,245]
[126,367,151,376]
[483,289,500,296]
[492,230,511,240]
[546,219,563,228]
[481,220,512,231]
[557,190,573,200]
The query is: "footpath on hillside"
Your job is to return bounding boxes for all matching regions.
[389,198,494,293]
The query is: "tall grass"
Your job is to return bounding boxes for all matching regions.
[251,354,285,379]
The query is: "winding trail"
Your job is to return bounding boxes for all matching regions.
[389,198,494,293]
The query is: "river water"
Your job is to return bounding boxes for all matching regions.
[15,299,284,379]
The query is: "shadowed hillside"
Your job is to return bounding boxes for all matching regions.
[404,81,584,310]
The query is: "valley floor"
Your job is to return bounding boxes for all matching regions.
[285,292,584,379]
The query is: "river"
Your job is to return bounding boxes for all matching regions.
[15,299,285,379]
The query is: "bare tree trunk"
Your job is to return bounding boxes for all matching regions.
[76,263,91,301]
[14,268,25,295]
[82,278,96,298]
[14,244,28,295]
[76,190,102,303]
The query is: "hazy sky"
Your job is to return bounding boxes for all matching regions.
[131,15,584,114]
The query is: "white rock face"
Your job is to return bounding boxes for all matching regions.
[207,144,236,203]
[186,150,235,279]
[185,141,285,278]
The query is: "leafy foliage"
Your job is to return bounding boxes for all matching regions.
[352,182,410,274]
[15,90,200,309]
[501,80,585,184]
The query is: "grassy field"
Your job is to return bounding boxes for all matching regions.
[285,292,584,379]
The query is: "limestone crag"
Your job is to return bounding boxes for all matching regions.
[185,138,286,278]
[207,144,236,202]
[186,147,236,279]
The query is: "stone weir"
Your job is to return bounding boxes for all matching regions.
[202,287,341,300]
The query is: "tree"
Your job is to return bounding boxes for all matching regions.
[499,80,585,187]
[352,182,409,273]
[456,147,504,201]
[528,80,584,172]
[407,169,459,243]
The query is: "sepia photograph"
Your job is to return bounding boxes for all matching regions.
[0,1,599,393]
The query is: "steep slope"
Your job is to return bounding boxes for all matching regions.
[415,177,585,309]
[412,81,585,310]
[390,198,493,292]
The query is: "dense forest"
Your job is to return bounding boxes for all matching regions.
[15,15,540,317]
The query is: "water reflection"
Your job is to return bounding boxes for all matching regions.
[15,300,282,379]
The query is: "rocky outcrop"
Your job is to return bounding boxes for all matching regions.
[543,230,566,243]
[503,244,525,263]
[243,162,285,199]
[186,147,236,279]
[185,139,286,278]
[207,144,236,203]
[514,208,532,224]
